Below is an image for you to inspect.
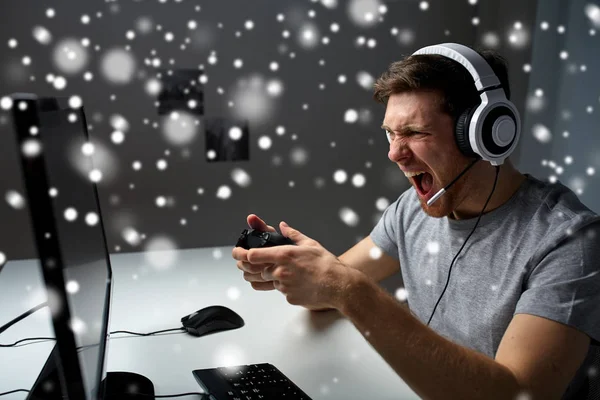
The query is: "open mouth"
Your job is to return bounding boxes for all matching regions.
[413,172,434,198]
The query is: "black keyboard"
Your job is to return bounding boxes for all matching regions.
[192,363,313,400]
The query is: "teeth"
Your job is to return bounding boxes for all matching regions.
[404,171,426,178]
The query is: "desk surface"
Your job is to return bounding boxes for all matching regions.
[0,246,419,400]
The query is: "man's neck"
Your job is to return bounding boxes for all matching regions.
[450,163,526,220]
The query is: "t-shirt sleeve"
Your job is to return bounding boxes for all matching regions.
[515,217,600,344]
[369,194,403,260]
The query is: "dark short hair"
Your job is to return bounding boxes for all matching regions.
[373,46,511,122]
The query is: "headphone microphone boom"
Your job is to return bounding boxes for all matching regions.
[426,158,479,206]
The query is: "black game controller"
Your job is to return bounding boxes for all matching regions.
[236,229,295,249]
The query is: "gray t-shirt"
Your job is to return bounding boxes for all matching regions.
[370,173,600,398]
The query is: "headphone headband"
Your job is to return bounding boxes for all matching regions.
[412,43,500,91]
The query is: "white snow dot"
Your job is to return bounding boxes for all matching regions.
[53,76,67,90]
[157,159,168,170]
[0,96,13,110]
[64,208,78,222]
[352,173,366,187]
[66,280,80,294]
[532,124,552,143]
[22,139,42,157]
[227,287,241,300]
[216,185,232,200]
[229,126,243,140]
[344,109,358,123]
[89,169,102,182]
[156,196,167,207]
[333,170,347,184]
[69,96,82,108]
[339,207,359,226]
[111,130,125,144]
[258,136,272,150]
[369,246,382,260]
[426,241,440,254]
[395,288,408,301]
[85,212,99,226]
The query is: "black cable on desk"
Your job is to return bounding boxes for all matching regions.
[154,393,210,398]
[0,388,209,398]
[110,327,186,336]
[1,327,186,348]
[0,389,30,397]
[0,336,55,347]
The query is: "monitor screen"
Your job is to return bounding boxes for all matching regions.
[11,94,112,400]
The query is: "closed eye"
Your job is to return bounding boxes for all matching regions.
[385,129,428,139]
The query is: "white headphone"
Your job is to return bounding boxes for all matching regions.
[395,43,521,166]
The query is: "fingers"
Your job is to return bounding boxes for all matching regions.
[250,281,276,291]
[236,260,273,274]
[261,264,277,281]
[231,247,248,262]
[247,214,277,232]
[243,271,269,283]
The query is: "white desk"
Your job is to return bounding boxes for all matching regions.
[0,246,419,400]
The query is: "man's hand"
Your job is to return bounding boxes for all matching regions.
[244,221,355,310]
[232,214,278,291]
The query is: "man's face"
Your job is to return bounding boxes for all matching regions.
[382,90,477,218]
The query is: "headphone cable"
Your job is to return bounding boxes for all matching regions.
[426,165,500,326]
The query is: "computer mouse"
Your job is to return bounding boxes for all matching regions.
[181,305,244,337]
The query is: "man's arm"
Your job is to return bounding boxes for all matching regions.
[336,271,590,400]
[338,235,400,282]
[303,235,401,312]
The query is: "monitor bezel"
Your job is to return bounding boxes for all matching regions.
[10,93,113,400]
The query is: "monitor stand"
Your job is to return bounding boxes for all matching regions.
[27,345,155,399]
[27,345,67,400]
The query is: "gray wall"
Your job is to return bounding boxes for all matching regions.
[0,0,540,290]
[518,0,600,214]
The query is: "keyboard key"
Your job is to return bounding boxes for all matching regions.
[193,363,312,400]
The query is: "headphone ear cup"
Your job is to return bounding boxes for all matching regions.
[455,107,478,158]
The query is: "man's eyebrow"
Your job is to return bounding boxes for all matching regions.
[380,124,432,133]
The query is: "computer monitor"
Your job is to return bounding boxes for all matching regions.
[9,93,113,400]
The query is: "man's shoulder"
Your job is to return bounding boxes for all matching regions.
[522,173,599,224]
[519,174,600,249]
